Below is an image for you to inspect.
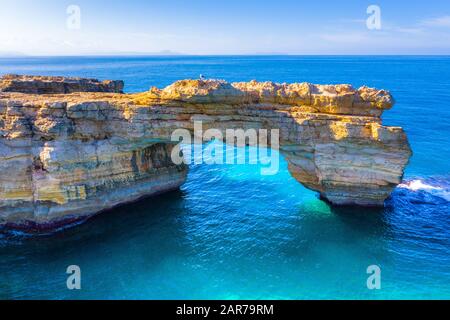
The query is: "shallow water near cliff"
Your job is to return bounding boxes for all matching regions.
[0,56,449,299]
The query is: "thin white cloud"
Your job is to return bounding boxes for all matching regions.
[391,27,425,35]
[421,16,450,27]
[319,32,368,43]
[338,18,366,24]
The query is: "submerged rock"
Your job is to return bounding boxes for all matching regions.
[0,76,412,229]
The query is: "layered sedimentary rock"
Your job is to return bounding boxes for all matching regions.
[0,76,411,229]
[0,74,124,94]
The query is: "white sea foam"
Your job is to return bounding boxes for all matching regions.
[398,179,450,201]
[399,180,442,191]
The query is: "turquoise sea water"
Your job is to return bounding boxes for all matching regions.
[0,56,449,299]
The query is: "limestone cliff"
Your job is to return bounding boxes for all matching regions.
[0,74,124,94]
[0,76,411,230]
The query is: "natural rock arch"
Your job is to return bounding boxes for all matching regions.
[0,76,411,230]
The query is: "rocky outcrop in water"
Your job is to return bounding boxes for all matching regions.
[0,76,411,230]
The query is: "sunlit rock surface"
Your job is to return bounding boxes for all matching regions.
[0,77,411,229]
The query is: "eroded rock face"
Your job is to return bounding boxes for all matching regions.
[0,77,411,229]
[0,74,124,94]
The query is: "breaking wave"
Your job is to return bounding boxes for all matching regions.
[394,177,450,204]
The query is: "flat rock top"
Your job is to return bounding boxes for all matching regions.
[1,74,103,82]
[0,76,395,116]
[149,79,394,107]
[0,74,124,94]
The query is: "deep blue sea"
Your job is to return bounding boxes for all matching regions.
[0,56,449,299]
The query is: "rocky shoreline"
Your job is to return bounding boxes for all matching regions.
[0,75,412,230]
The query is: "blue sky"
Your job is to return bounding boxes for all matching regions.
[1,0,450,55]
